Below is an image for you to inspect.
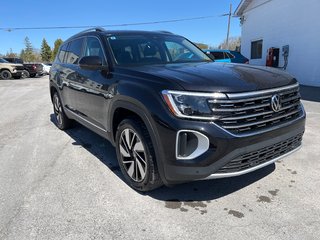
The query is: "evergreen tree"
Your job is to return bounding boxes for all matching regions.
[40,38,52,62]
[52,38,63,61]
[23,37,36,62]
[20,49,25,60]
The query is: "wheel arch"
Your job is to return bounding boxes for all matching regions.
[110,99,168,184]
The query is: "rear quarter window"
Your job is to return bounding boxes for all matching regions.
[65,38,84,64]
[57,44,68,63]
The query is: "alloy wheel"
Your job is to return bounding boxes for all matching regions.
[119,128,147,182]
[53,94,63,126]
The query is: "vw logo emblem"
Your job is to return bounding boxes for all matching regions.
[271,94,281,112]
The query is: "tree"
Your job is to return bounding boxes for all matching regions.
[40,38,52,62]
[218,36,241,51]
[5,48,18,58]
[52,38,63,61]
[20,49,25,60]
[23,37,36,62]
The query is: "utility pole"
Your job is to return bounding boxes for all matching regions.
[226,3,232,49]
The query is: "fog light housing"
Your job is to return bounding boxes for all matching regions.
[176,130,209,160]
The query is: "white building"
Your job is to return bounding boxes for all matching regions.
[235,0,320,87]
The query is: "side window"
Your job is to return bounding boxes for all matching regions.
[84,37,105,63]
[211,52,224,60]
[57,44,67,63]
[65,38,84,64]
[226,52,235,59]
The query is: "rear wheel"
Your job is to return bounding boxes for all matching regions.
[0,70,12,80]
[115,118,163,191]
[52,92,72,130]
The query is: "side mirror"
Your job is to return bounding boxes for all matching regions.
[79,56,107,70]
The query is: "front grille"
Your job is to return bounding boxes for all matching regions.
[216,133,303,174]
[208,84,302,134]
[16,66,24,70]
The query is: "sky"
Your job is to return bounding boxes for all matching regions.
[0,0,241,55]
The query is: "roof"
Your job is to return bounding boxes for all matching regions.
[65,28,177,42]
[234,0,253,16]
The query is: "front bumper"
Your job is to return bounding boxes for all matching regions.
[12,70,23,77]
[153,107,306,185]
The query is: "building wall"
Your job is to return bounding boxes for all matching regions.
[240,0,320,86]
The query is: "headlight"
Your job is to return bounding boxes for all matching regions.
[162,90,227,120]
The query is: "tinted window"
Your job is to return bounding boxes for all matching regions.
[251,40,263,59]
[65,38,84,64]
[0,58,9,63]
[84,37,105,63]
[225,52,235,59]
[210,52,225,60]
[57,44,67,63]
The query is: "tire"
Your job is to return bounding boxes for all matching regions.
[30,73,36,78]
[115,118,163,191]
[21,70,29,79]
[52,92,72,130]
[0,70,12,80]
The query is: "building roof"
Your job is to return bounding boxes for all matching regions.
[234,0,253,16]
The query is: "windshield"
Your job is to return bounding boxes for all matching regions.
[0,58,9,63]
[107,34,212,66]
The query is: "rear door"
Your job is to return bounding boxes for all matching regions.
[62,38,85,112]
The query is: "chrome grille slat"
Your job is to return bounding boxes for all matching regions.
[209,95,272,104]
[207,84,302,134]
[212,103,270,112]
[222,109,300,130]
[221,102,300,121]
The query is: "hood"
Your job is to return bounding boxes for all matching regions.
[128,62,297,93]
[0,62,24,68]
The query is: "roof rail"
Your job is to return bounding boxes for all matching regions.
[157,30,174,34]
[65,27,106,41]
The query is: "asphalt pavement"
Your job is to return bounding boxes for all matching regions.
[0,76,319,240]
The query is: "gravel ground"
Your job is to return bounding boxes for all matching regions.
[0,76,319,240]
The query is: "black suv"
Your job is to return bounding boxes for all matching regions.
[50,28,305,191]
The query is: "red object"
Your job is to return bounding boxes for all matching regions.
[266,48,274,67]
[266,47,280,67]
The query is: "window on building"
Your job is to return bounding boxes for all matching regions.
[251,40,263,59]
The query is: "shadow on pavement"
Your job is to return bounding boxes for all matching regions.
[300,85,320,102]
[50,114,275,202]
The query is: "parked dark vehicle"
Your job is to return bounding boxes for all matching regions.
[49,28,305,191]
[204,49,249,64]
[4,58,44,78]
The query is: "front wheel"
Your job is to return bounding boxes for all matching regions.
[0,70,12,80]
[21,70,29,79]
[115,118,163,191]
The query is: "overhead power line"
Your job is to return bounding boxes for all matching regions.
[1,15,217,32]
